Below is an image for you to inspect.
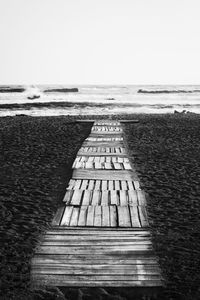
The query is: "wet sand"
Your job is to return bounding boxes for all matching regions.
[0,114,200,299]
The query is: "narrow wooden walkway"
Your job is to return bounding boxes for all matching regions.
[31,120,162,288]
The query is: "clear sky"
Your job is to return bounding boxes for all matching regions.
[0,0,200,84]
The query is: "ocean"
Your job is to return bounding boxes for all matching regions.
[0,84,200,116]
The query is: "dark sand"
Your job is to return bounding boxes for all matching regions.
[0,114,200,300]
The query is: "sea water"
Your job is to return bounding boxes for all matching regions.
[0,85,200,116]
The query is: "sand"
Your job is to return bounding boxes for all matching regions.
[0,114,200,300]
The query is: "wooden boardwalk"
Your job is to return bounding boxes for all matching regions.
[31,120,162,288]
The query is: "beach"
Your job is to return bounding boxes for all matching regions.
[0,114,200,299]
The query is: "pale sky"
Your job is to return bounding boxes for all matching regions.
[0,0,200,84]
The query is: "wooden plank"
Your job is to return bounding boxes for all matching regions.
[94,206,102,227]
[100,156,105,163]
[44,235,151,241]
[32,265,160,275]
[119,190,128,206]
[78,206,88,226]
[128,190,138,205]
[77,151,128,157]
[70,190,83,206]
[111,156,117,163]
[127,181,134,190]
[32,276,162,287]
[118,206,131,227]
[115,180,120,190]
[102,206,110,227]
[85,162,94,169]
[94,162,102,169]
[81,180,88,190]
[88,156,94,162]
[70,207,80,227]
[42,239,152,249]
[101,180,107,190]
[36,245,152,255]
[74,161,83,169]
[82,190,91,205]
[32,257,158,265]
[134,181,141,190]
[110,190,118,205]
[138,206,149,227]
[137,190,147,205]
[108,180,114,190]
[60,207,73,226]
[101,191,109,206]
[94,156,100,163]
[110,206,117,227]
[114,162,122,170]
[51,207,65,226]
[67,179,76,190]
[104,162,112,169]
[95,180,101,190]
[72,169,138,181]
[88,180,95,190]
[86,206,95,226]
[121,180,128,190]
[63,190,73,204]
[47,228,150,233]
[123,162,132,170]
[130,206,141,227]
[91,190,100,205]
[105,156,111,163]
[74,179,82,189]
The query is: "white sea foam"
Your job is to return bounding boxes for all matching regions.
[0,85,200,116]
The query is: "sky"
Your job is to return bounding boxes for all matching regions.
[0,0,200,85]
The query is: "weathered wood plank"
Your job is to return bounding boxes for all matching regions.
[101,191,109,206]
[70,207,80,227]
[63,190,73,204]
[91,190,100,205]
[134,181,141,190]
[81,180,88,190]
[60,207,73,226]
[71,190,83,206]
[82,190,91,205]
[110,190,118,205]
[86,206,95,226]
[102,206,110,227]
[94,206,102,227]
[118,206,131,227]
[108,180,114,190]
[32,257,158,265]
[128,190,138,205]
[44,235,151,241]
[101,180,107,190]
[119,190,127,206]
[72,169,138,181]
[32,265,160,275]
[32,275,162,287]
[137,190,147,205]
[36,245,152,255]
[95,180,101,190]
[78,206,88,226]
[51,207,65,226]
[138,206,149,227]
[130,206,141,227]
[110,206,117,227]
[88,180,95,190]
